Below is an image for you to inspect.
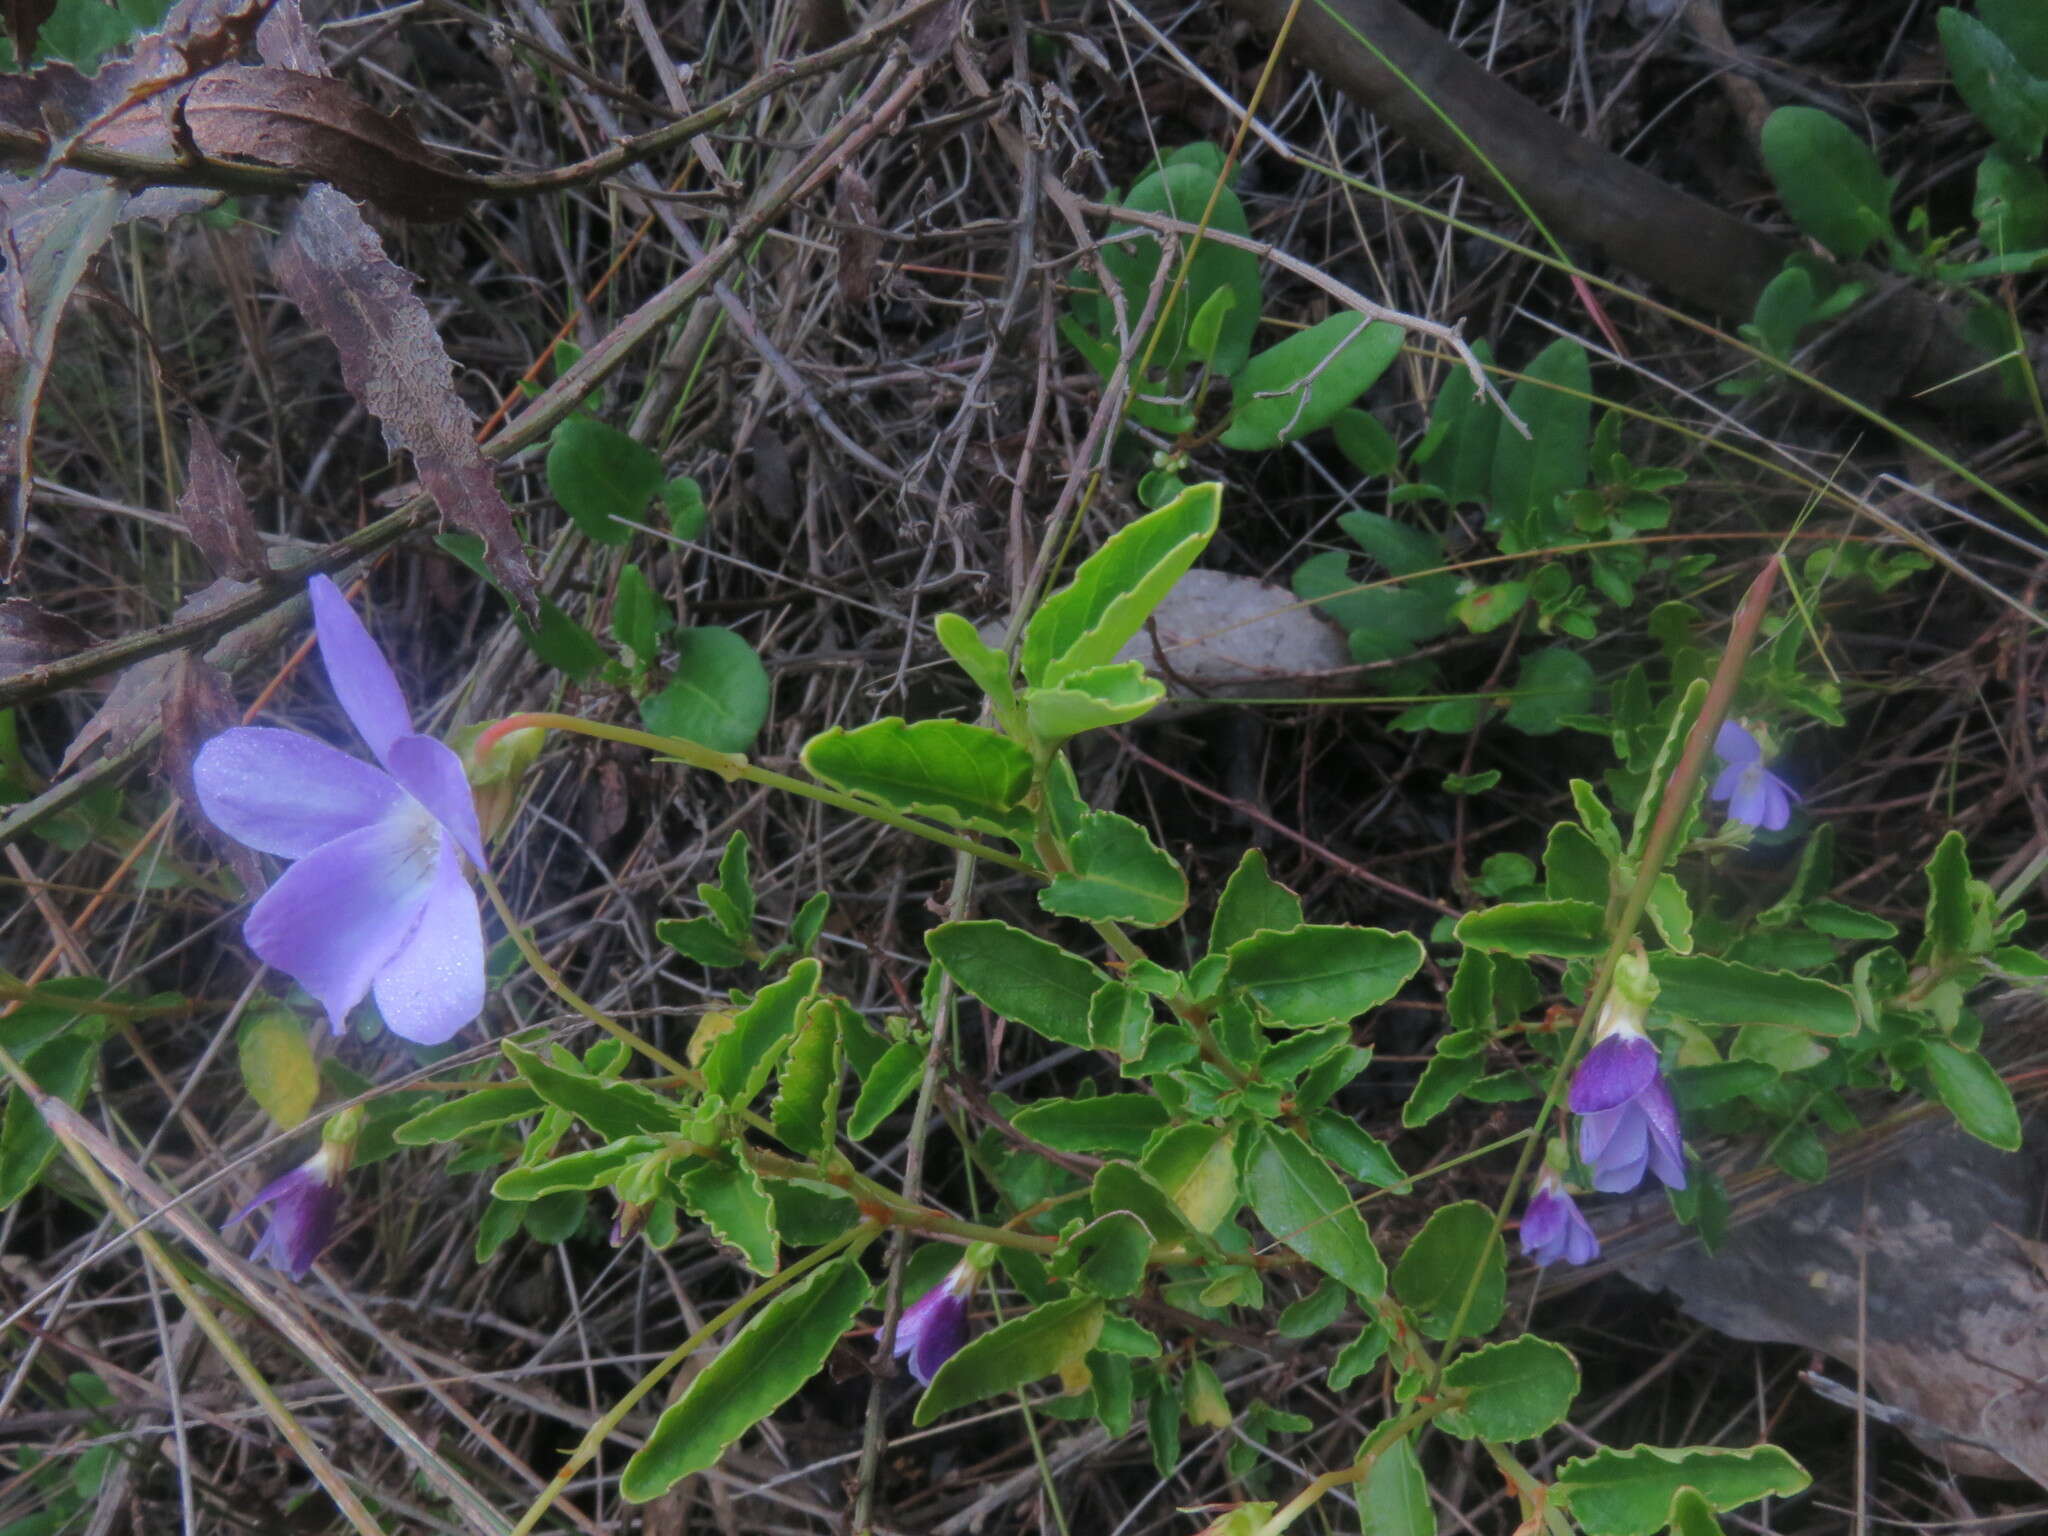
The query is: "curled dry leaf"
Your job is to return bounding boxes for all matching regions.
[272,183,537,613]
[178,416,268,580]
[160,650,261,888]
[834,167,882,306]
[0,597,93,676]
[60,578,252,772]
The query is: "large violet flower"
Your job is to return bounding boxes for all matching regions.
[194,575,486,1044]
[1709,719,1797,832]
[225,1143,347,1278]
[1520,1167,1599,1267]
[894,1261,976,1385]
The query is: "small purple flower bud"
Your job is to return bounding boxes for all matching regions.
[894,1262,976,1385]
[1520,1168,1599,1267]
[224,1143,346,1279]
[1709,719,1798,831]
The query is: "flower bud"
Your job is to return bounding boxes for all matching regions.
[454,721,546,844]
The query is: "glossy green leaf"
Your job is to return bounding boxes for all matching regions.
[1359,1436,1431,1536]
[654,916,748,967]
[1505,645,1595,735]
[641,627,770,753]
[1185,282,1237,367]
[1089,159,1261,376]
[394,1085,543,1145]
[702,960,819,1105]
[548,415,663,545]
[847,1039,925,1139]
[771,1002,843,1159]
[1306,1110,1407,1188]
[663,475,707,539]
[1021,482,1221,687]
[1022,662,1165,742]
[1333,407,1402,476]
[1981,0,2048,73]
[503,1042,677,1140]
[1041,810,1188,927]
[1088,980,1153,1059]
[1225,924,1425,1026]
[1051,1211,1152,1297]
[1392,1200,1504,1340]
[493,1137,661,1200]
[1490,338,1590,534]
[934,611,1018,713]
[1219,315,1405,450]
[1923,828,1978,963]
[1011,1094,1169,1156]
[803,718,1033,837]
[1210,847,1304,952]
[612,561,661,664]
[1441,1334,1579,1440]
[1648,953,1858,1035]
[1555,1443,1810,1536]
[916,1296,1106,1424]
[1141,1124,1237,1232]
[926,921,1107,1049]
[676,1158,779,1275]
[1923,1040,2021,1150]
[1091,1160,1195,1246]
[1759,106,1896,257]
[1245,1124,1385,1298]
[1667,1487,1728,1536]
[0,1034,101,1210]
[1940,7,2048,159]
[1455,899,1606,958]
[621,1258,870,1499]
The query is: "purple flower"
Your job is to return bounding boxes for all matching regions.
[894,1264,974,1385]
[1570,1030,1687,1193]
[1521,1169,1599,1267]
[224,1145,345,1278]
[194,575,486,1044]
[1709,720,1797,831]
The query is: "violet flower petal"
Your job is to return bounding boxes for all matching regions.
[1568,1035,1657,1114]
[1714,719,1760,765]
[1640,1079,1688,1189]
[226,1161,341,1279]
[386,733,488,868]
[894,1280,970,1386]
[1708,761,1750,807]
[243,810,441,1031]
[309,574,411,766]
[1521,1185,1600,1267]
[193,726,405,857]
[372,841,486,1044]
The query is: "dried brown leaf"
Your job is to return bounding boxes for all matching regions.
[834,167,881,306]
[61,577,248,770]
[0,596,92,675]
[271,183,536,612]
[178,415,267,579]
[160,649,260,887]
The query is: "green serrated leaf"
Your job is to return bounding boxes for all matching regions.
[926,921,1106,1048]
[1648,953,1858,1036]
[1922,1040,2021,1150]
[621,1258,870,1500]
[1440,1334,1579,1440]
[847,1039,925,1139]
[916,1296,1106,1424]
[493,1137,662,1200]
[1391,1200,1504,1341]
[1455,900,1607,958]
[702,960,819,1105]
[1011,1095,1168,1156]
[770,1001,843,1160]
[1041,810,1188,927]
[1219,315,1406,450]
[394,1085,544,1145]
[1244,1124,1386,1299]
[1555,1443,1809,1536]
[503,1042,677,1140]
[675,1158,779,1275]
[1225,925,1425,1027]
[1210,847,1305,952]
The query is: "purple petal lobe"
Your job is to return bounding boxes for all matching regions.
[243,807,441,1031]
[385,733,487,868]
[194,726,404,857]
[1708,761,1748,807]
[1756,776,1793,832]
[372,841,485,1044]
[1714,719,1760,766]
[1569,1035,1657,1114]
[309,575,411,766]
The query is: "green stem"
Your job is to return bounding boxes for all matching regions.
[1250,1404,1444,1536]
[482,713,1036,873]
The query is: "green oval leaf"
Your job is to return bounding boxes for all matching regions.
[925,921,1108,1049]
[1454,900,1608,959]
[1245,1123,1386,1299]
[1220,315,1405,450]
[1760,106,1896,258]
[915,1295,1105,1425]
[1648,953,1859,1036]
[1225,924,1425,1026]
[641,627,770,753]
[803,717,1033,836]
[1040,810,1188,928]
[237,1008,318,1130]
[1554,1443,1809,1536]
[1922,1039,2021,1150]
[1391,1199,1504,1341]
[621,1258,871,1500]
[1441,1334,1579,1440]
[547,415,663,545]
